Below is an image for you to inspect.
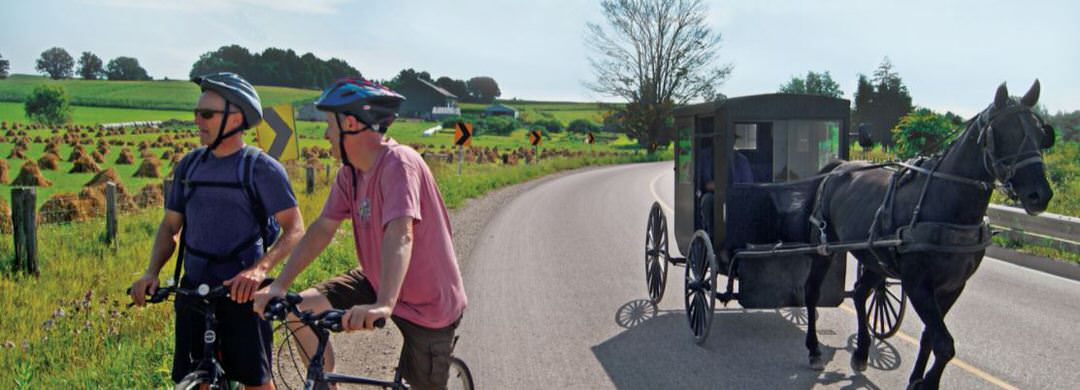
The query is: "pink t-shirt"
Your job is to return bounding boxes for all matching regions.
[320,140,467,329]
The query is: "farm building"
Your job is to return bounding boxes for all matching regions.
[484,103,518,119]
[396,77,461,120]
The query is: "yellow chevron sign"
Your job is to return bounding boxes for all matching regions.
[254,104,300,161]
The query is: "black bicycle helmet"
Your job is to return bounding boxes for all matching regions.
[192,72,263,155]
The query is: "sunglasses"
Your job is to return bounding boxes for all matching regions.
[193,108,236,120]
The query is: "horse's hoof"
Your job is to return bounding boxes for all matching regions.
[850,356,868,372]
[906,379,923,390]
[809,355,825,371]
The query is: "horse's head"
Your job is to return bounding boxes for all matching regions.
[975,80,1054,214]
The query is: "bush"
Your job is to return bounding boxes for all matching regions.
[567,118,601,133]
[530,118,563,133]
[891,107,959,159]
[478,115,519,136]
[24,84,73,127]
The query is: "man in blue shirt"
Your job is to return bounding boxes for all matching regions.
[699,136,753,235]
[128,72,305,389]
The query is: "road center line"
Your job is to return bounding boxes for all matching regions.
[649,169,1018,390]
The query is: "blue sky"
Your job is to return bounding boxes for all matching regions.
[1,0,1076,116]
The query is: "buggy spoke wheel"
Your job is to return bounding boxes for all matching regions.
[866,279,906,339]
[645,202,669,304]
[684,230,717,345]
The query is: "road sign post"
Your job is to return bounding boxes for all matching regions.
[529,130,542,165]
[454,122,473,175]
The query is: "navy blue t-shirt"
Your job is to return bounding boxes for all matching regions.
[166,147,297,285]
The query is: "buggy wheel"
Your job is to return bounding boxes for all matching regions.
[684,230,718,345]
[645,202,670,304]
[448,356,475,390]
[866,277,906,339]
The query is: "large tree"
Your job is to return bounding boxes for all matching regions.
[779,71,842,98]
[78,51,105,80]
[105,56,151,80]
[435,76,470,100]
[852,57,913,147]
[585,0,732,153]
[467,76,501,103]
[36,47,75,79]
[24,85,72,126]
[0,52,9,79]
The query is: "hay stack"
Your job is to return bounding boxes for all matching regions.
[169,153,184,166]
[115,149,136,165]
[8,147,27,160]
[38,193,93,224]
[68,145,88,162]
[69,155,102,174]
[306,156,321,168]
[37,152,61,171]
[0,159,8,184]
[133,157,162,178]
[12,160,53,187]
[0,198,11,234]
[97,144,109,156]
[92,151,106,164]
[161,150,173,160]
[134,183,165,209]
[80,168,136,212]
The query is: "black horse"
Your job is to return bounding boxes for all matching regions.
[802,81,1055,389]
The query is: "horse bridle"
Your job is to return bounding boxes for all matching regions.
[972,104,1047,201]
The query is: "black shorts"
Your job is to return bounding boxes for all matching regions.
[172,284,273,386]
[315,268,461,390]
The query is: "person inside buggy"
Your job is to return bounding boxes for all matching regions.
[697,133,753,237]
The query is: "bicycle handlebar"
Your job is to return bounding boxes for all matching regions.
[127,278,275,306]
[264,293,386,331]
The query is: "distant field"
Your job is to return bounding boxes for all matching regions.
[459,100,615,125]
[0,102,189,125]
[0,74,320,111]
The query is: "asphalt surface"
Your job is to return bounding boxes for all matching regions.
[453,161,1080,389]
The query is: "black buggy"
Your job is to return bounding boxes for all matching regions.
[644,93,907,344]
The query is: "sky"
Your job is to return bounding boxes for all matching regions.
[0,0,1076,117]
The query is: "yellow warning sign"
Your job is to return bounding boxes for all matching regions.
[254,104,300,161]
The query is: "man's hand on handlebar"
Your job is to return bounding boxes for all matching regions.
[344,304,392,332]
[224,266,268,303]
[129,273,160,307]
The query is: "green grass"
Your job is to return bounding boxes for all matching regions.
[459,100,613,125]
[0,144,660,388]
[992,235,1080,265]
[0,74,320,111]
[0,101,189,125]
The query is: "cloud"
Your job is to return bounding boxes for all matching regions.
[82,0,349,14]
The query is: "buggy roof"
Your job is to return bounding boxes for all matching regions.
[674,93,851,127]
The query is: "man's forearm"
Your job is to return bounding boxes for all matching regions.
[254,224,304,273]
[274,218,336,289]
[146,224,179,277]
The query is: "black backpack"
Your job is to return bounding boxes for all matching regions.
[171,146,281,284]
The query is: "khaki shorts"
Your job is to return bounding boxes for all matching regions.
[314,267,461,390]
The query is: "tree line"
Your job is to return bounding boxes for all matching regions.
[380,68,502,104]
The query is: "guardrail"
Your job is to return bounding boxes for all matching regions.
[987,204,1080,253]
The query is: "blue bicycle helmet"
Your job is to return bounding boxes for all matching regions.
[314,78,405,133]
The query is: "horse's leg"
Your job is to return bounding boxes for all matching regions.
[909,327,935,385]
[850,265,883,372]
[919,284,967,389]
[903,274,955,390]
[804,253,833,370]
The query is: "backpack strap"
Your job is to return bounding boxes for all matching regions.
[172,147,207,286]
[239,146,268,225]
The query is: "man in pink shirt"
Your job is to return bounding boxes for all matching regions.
[254,78,466,389]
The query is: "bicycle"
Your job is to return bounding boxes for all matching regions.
[263,293,475,390]
[129,279,274,390]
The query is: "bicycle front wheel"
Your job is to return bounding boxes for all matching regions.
[447,357,474,390]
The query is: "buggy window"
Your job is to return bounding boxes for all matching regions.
[772,120,840,182]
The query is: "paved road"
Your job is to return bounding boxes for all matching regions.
[454,162,1080,389]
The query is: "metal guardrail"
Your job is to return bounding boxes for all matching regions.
[987,204,1080,253]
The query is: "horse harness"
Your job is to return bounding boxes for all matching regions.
[806,104,1045,278]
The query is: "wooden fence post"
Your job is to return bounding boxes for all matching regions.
[163,178,174,206]
[11,188,38,276]
[306,166,315,194]
[325,163,331,184]
[105,182,117,245]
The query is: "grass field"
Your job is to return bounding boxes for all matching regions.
[0,148,665,388]
[0,74,321,111]
[0,101,189,125]
[459,100,613,125]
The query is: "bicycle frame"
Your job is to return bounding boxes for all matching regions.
[187,294,228,389]
[300,321,407,390]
